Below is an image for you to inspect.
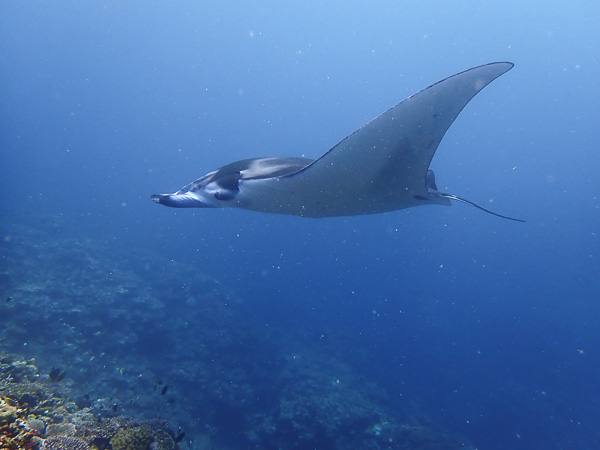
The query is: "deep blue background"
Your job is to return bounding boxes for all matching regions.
[2,1,599,448]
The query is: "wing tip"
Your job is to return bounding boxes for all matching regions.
[480,61,515,75]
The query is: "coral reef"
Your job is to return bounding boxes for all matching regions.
[110,426,154,450]
[0,354,177,450]
[245,350,463,449]
[110,425,174,450]
[0,223,469,449]
[0,396,37,449]
[43,436,89,450]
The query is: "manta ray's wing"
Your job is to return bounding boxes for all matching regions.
[239,62,513,218]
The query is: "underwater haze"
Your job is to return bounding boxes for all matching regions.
[1,1,599,449]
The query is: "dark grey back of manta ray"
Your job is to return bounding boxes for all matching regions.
[155,62,514,218]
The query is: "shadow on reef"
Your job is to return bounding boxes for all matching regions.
[0,222,471,449]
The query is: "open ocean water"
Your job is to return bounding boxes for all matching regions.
[1,1,599,449]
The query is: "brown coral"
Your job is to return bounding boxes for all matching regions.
[152,430,175,450]
[110,425,154,450]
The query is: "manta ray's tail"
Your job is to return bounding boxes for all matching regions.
[438,193,525,223]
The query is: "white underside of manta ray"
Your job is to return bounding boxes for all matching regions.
[152,62,523,222]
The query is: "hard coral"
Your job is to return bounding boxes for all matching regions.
[0,398,17,426]
[0,396,37,450]
[1,353,178,450]
[73,417,124,442]
[43,436,89,450]
[25,417,47,437]
[152,430,175,450]
[110,426,153,450]
[109,425,175,450]
[46,422,76,438]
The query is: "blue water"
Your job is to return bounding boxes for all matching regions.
[1,1,599,448]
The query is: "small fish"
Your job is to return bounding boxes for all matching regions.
[112,403,119,412]
[161,384,169,395]
[175,431,186,443]
[49,367,66,382]
[6,297,12,303]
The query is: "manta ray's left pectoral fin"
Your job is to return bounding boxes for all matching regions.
[151,192,217,208]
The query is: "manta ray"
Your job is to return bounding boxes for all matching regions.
[152,62,523,222]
